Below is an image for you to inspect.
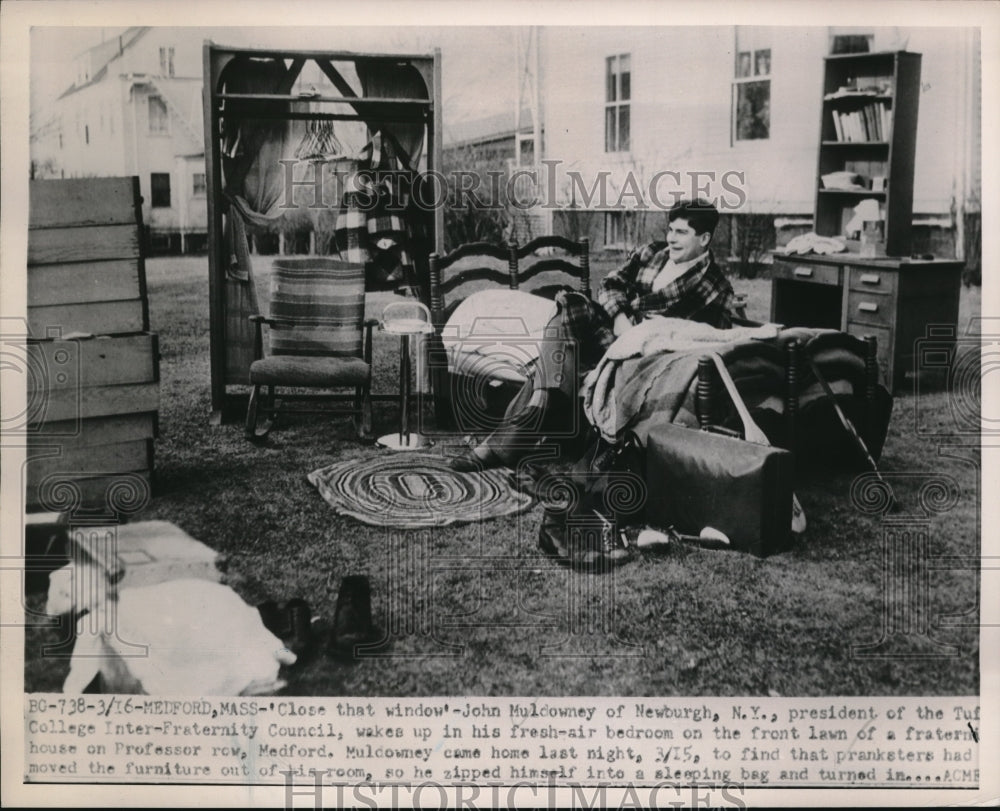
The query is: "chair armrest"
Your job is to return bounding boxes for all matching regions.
[248,315,267,361]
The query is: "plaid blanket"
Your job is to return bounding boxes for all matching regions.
[334,131,419,293]
[598,244,737,328]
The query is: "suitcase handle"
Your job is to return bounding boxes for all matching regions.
[703,352,770,446]
[705,351,807,534]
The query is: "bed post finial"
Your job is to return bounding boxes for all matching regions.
[784,339,800,452]
[697,355,716,429]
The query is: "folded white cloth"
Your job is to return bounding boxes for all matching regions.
[62,578,294,695]
[779,232,848,255]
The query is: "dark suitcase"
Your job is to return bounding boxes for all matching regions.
[643,352,796,556]
[645,422,794,556]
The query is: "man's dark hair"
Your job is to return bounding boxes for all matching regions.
[668,198,720,236]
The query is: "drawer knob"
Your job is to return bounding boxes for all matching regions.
[858,302,879,313]
[860,273,882,285]
[793,267,813,278]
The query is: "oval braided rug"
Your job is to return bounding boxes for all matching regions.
[307,453,533,528]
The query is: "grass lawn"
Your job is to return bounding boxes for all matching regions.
[25,255,981,697]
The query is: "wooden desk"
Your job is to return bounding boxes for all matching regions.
[770,253,963,392]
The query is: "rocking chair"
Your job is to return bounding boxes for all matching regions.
[245,258,377,442]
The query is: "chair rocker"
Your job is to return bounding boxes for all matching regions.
[245,258,377,442]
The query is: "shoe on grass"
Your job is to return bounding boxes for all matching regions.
[330,575,377,658]
[539,510,632,572]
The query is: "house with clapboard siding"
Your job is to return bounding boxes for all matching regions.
[35,27,207,253]
[535,26,980,275]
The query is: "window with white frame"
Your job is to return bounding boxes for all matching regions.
[605,54,631,152]
[192,172,206,196]
[159,47,175,77]
[733,28,770,141]
[149,96,169,135]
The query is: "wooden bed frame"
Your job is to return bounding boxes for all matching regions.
[426,237,888,467]
[427,236,590,429]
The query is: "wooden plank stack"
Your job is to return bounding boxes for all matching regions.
[27,177,159,510]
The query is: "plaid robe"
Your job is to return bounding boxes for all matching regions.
[598,243,736,329]
[334,131,419,294]
[483,247,738,464]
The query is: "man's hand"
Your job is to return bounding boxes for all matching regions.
[613,313,633,337]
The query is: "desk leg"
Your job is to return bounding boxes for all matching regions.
[839,271,850,332]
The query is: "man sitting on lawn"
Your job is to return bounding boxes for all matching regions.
[450,197,741,471]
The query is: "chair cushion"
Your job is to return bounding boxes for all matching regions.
[249,355,370,386]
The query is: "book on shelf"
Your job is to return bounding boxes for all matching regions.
[831,109,843,141]
[841,111,853,141]
[863,105,878,141]
[830,102,891,142]
[850,110,863,141]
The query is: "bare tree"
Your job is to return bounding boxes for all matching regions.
[729,206,775,279]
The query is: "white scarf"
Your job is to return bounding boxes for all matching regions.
[651,250,710,292]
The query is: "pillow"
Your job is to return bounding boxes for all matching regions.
[443,289,557,342]
[442,290,557,379]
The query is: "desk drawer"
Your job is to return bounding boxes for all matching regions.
[772,260,840,286]
[848,266,898,295]
[847,289,895,328]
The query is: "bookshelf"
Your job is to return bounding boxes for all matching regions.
[815,51,921,257]
[770,48,962,394]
